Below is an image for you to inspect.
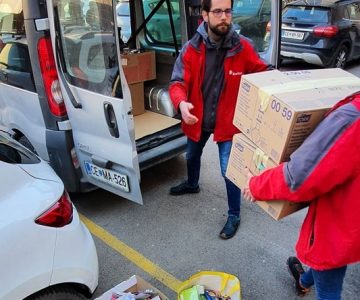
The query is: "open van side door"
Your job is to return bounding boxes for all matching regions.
[47,0,143,204]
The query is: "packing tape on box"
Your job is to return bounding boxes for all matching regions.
[252,148,269,171]
[258,77,360,112]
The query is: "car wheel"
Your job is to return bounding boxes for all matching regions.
[29,286,87,300]
[331,45,348,69]
[18,135,38,155]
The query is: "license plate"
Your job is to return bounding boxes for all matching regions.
[84,161,129,192]
[282,30,304,40]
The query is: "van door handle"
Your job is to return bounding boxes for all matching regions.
[104,102,119,138]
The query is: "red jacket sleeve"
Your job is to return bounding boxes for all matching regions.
[169,42,191,110]
[241,38,271,74]
[250,100,360,203]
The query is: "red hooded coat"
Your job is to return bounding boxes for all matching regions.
[169,22,268,142]
[250,93,360,270]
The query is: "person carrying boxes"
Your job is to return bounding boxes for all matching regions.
[243,92,360,299]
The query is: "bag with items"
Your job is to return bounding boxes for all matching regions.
[177,271,241,300]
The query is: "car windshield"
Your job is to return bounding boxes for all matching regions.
[283,6,329,23]
[233,0,263,16]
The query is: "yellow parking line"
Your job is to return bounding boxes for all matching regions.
[80,214,183,293]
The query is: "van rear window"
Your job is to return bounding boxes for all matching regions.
[55,0,122,97]
[283,6,329,23]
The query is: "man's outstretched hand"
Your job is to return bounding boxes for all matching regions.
[179,101,199,125]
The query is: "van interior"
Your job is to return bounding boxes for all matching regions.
[54,0,187,170]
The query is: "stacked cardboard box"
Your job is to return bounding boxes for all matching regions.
[227,68,360,219]
[226,133,308,220]
[121,51,156,115]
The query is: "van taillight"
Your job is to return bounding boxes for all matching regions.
[35,191,73,227]
[313,25,338,38]
[38,37,66,117]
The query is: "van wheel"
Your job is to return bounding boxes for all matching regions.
[331,45,348,69]
[29,286,86,300]
[18,135,38,155]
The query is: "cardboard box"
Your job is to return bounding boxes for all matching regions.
[129,82,145,116]
[234,68,360,163]
[226,133,306,220]
[121,51,156,84]
[95,275,169,300]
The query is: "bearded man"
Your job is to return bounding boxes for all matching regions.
[169,0,270,239]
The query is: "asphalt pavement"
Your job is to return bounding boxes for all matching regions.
[72,61,360,300]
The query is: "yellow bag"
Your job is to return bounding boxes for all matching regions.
[177,271,241,300]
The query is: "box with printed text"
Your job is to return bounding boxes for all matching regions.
[233,68,360,163]
[226,134,307,220]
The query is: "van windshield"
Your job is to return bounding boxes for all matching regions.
[142,0,181,45]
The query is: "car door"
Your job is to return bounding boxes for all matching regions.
[47,0,143,204]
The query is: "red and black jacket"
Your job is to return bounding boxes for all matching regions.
[250,93,360,270]
[169,22,269,142]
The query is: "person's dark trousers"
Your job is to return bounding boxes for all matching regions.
[300,265,347,300]
[186,131,241,217]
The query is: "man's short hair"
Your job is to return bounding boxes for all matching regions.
[201,0,234,12]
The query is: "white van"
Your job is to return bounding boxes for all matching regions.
[0,0,281,204]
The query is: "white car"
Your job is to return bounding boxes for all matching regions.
[0,133,99,300]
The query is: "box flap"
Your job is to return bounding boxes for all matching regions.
[95,275,169,300]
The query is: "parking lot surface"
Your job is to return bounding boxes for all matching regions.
[73,131,360,299]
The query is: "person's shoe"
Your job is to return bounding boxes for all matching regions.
[219,215,240,239]
[169,181,200,196]
[287,256,310,296]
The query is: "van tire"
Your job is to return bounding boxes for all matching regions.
[18,135,38,155]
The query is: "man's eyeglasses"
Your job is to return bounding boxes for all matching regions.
[209,8,233,18]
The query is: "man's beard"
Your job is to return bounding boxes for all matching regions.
[208,22,230,37]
